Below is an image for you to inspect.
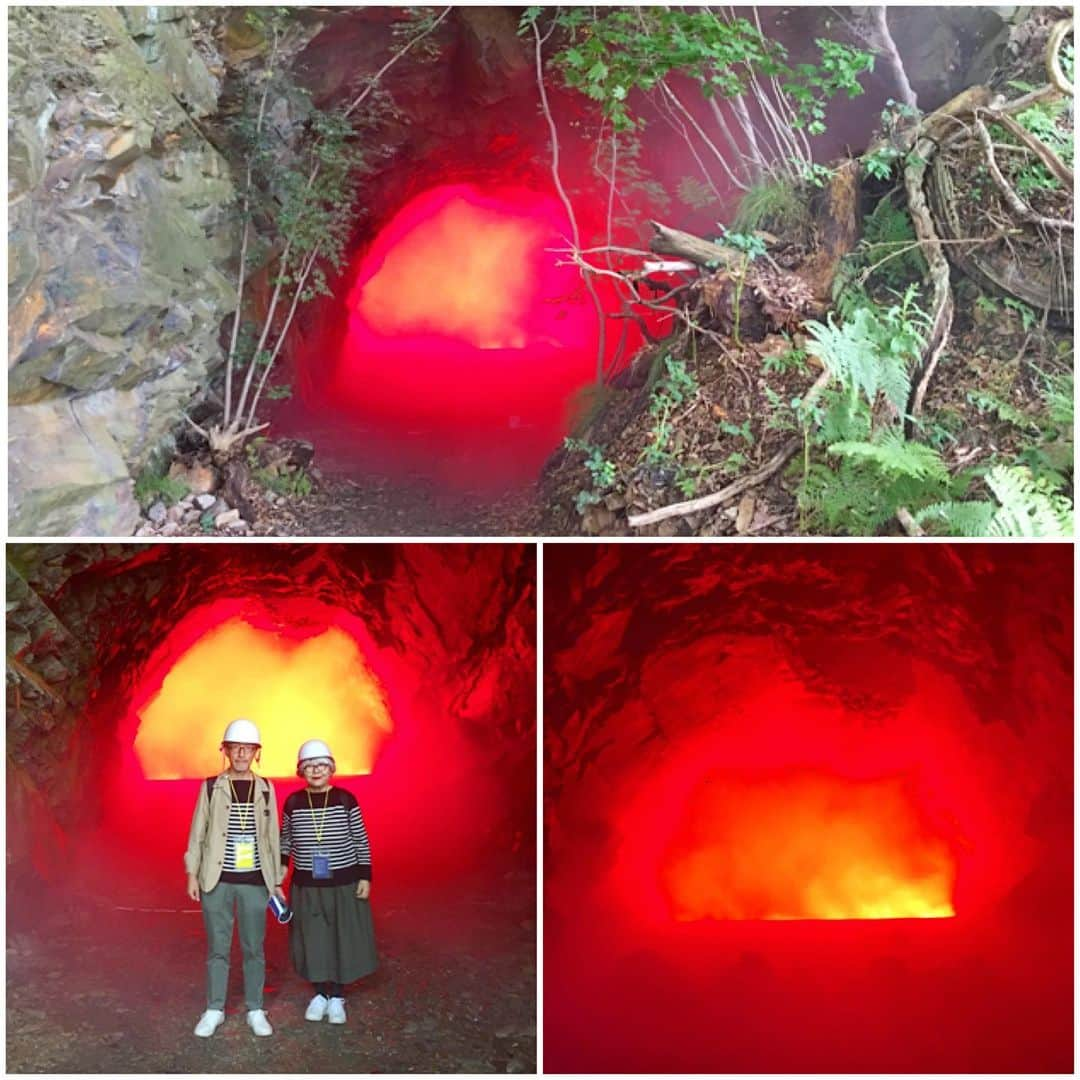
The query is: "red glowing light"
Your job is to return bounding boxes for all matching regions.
[334,183,600,418]
[356,190,550,349]
[318,182,658,486]
[661,768,956,920]
[132,609,391,779]
[599,643,1036,932]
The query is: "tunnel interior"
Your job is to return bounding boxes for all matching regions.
[7,543,536,917]
[544,544,1072,1073]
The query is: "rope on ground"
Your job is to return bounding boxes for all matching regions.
[113,905,202,914]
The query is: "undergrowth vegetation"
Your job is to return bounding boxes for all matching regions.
[789,175,1073,537]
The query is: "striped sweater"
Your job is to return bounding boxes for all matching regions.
[281,786,372,887]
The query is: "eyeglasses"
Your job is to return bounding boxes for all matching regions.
[302,762,331,771]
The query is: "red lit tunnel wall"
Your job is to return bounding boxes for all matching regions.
[7,544,535,915]
[544,544,1073,1074]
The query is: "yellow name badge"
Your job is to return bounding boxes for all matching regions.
[234,836,256,870]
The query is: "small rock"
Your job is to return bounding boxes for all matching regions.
[133,524,155,537]
[183,509,201,525]
[194,493,216,511]
[215,508,241,528]
[211,498,230,516]
[603,491,626,511]
[166,504,184,524]
[225,519,248,532]
[735,493,756,534]
[147,501,167,525]
[657,519,680,537]
[168,460,218,495]
[159,521,180,537]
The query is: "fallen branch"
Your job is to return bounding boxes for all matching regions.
[648,220,741,270]
[972,111,1073,231]
[983,110,1074,188]
[904,131,954,430]
[628,437,801,528]
[896,507,926,537]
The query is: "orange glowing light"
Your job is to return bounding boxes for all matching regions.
[133,617,392,778]
[356,191,548,348]
[661,769,956,920]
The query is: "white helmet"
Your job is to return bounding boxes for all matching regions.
[221,718,262,746]
[297,738,336,775]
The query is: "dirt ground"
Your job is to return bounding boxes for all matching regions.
[6,868,535,1073]
[293,473,542,538]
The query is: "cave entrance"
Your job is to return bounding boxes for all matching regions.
[275,179,649,492]
[661,767,957,921]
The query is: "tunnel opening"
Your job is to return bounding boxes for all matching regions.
[272,167,660,493]
[660,767,958,922]
[260,9,672,497]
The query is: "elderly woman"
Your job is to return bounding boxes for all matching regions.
[281,738,378,1024]
[184,719,286,1038]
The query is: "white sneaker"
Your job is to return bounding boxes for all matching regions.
[305,994,329,1022]
[327,997,347,1025]
[194,1009,225,1038]
[246,1009,273,1037]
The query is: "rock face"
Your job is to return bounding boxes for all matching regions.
[8,7,236,536]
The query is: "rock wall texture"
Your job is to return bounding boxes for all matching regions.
[8,6,237,536]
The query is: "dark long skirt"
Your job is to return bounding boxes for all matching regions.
[290,883,378,984]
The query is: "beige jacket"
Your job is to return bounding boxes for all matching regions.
[184,773,284,894]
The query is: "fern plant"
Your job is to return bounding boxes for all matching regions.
[828,429,949,482]
[798,455,957,534]
[917,466,1073,537]
[858,198,927,288]
[803,286,928,416]
[794,287,979,534]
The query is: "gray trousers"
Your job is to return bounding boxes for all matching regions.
[200,881,268,1010]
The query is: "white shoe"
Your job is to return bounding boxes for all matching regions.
[327,997,346,1025]
[194,1009,225,1038]
[305,994,329,1022]
[246,1009,273,1037]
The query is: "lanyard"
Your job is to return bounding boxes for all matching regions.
[228,775,254,834]
[306,788,331,845]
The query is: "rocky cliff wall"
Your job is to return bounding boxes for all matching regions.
[8,7,237,536]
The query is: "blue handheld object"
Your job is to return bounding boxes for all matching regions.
[268,894,293,924]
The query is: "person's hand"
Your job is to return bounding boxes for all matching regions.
[355,880,371,901]
[186,874,200,903]
[273,886,286,903]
